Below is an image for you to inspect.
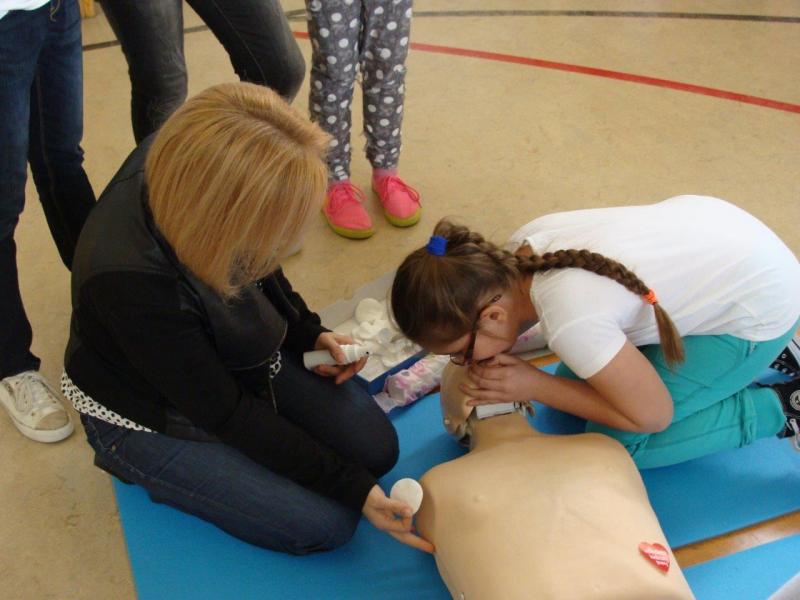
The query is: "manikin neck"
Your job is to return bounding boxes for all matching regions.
[470,412,542,452]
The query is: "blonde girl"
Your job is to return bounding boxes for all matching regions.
[64,82,431,554]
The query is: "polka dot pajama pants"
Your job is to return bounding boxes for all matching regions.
[306,0,413,181]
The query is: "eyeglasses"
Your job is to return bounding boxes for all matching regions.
[450,294,502,366]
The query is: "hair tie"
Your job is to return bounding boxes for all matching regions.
[426,235,447,256]
[642,289,658,305]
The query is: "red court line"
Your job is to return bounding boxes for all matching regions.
[292,31,800,115]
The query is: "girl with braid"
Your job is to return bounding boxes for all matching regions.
[391,195,800,467]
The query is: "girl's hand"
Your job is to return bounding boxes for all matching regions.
[313,332,368,385]
[460,353,539,406]
[362,485,435,554]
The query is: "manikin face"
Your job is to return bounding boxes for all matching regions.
[439,363,475,441]
[439,362,533,444]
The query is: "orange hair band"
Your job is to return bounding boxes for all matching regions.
[642,289,658,305]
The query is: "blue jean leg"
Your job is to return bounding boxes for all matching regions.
[99,0,187,143]
[271,351,399,477]
[188,0,305,100]
[0,1,94,376]
[101,0,305,143]
[0,7,43,377]
[80,353,397,553]
[555,322,798,468]
[83,414,361,554]
[28,0,96,269]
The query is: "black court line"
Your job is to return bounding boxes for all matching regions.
[83,9,799,51]
[284,8,800,24]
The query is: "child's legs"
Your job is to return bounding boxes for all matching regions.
[306,0,362,180]
[621,384,782,468]
[555,326,797,468]
[360,0,412,170]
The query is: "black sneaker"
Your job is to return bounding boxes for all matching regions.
[769,335,800,377]
[768,377,800,451]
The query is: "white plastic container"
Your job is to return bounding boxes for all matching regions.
[302,344,371,370]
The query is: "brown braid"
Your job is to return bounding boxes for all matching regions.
[391,219,685,367]
[515,250,650,296]
[513,248,684,366]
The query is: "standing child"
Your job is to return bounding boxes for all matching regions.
[390,195,800,467]
[306,0,421,239]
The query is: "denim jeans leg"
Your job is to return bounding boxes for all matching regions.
[0,237,39,377]
[27,0,96,270]
[100,0,187,143]
[271,351,399,477]
[0,6,50,378]
[82,414,360,554]
[188,0,305,101]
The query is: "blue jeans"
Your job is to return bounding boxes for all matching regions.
[0,1,96,378]
[101,0,306,143]
[81,352,399,554]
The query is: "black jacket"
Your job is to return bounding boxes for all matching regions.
[65,139,375,511]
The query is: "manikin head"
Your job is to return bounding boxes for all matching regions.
[439,363,476,444]
[439,363,531,447]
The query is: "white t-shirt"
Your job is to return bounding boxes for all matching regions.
[506,196,800,379]
[0,1,49,20]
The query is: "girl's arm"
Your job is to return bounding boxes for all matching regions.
[464,341,673,433]
[549,341,673,432]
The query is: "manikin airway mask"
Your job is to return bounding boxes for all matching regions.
[475,402,532,420]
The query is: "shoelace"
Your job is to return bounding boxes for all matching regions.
[789,418,800,451]
[327,182,367,214]
[374,175,421,207]
[770,351,799,376]
[13,372,59,415]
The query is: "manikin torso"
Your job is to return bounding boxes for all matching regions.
[414,365,694,600]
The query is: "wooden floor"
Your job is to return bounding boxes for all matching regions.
[4,1,798,597]
[676,510,800,568]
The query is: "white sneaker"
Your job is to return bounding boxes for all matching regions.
[0,370,74,443]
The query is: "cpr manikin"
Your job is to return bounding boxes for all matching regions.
[414,363,695,600]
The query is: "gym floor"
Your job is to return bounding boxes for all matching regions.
[3,1,798,597]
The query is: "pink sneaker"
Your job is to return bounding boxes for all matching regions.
[372,174,421,227]
[323,181,375,239]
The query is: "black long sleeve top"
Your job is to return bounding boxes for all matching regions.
[65,138,376,512]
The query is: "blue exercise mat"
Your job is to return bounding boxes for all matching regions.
[685,535,800,600]
[113,367,800,600]
[114,393,455,600]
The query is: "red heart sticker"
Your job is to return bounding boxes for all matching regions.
[639,541,670,573]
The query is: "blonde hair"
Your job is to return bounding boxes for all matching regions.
[146,82,330,297]
[392,219,685,368]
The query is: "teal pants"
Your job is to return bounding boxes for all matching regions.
[555,319,799,469]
